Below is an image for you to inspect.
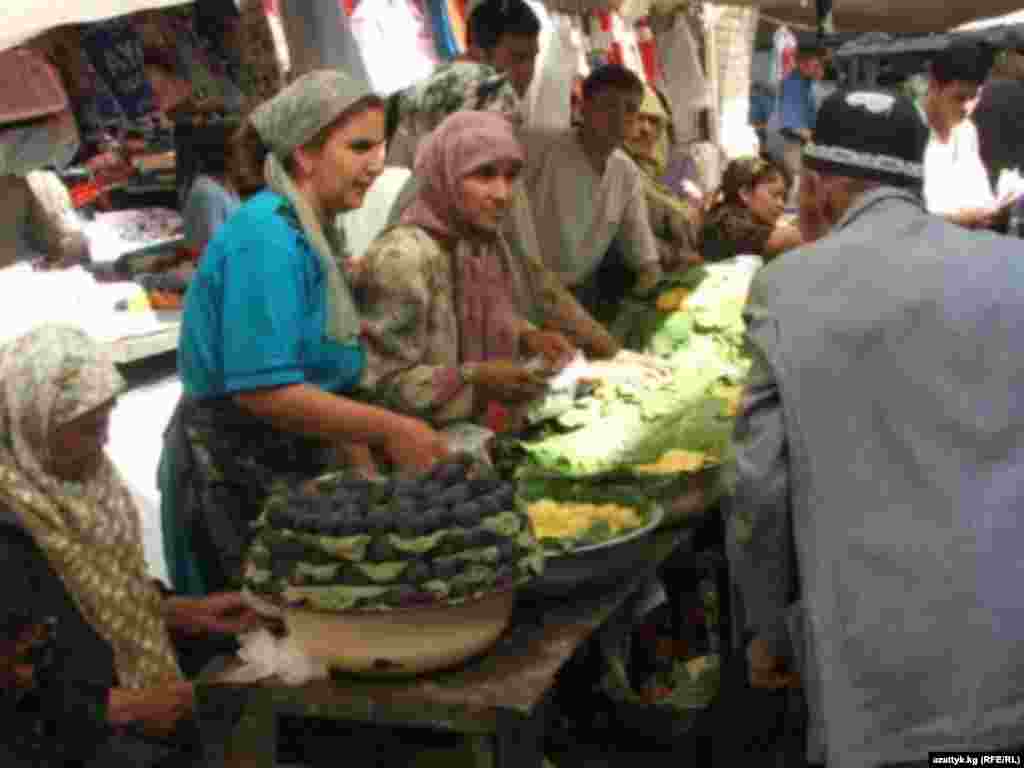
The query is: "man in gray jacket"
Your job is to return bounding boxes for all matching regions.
[730,87,1024,767]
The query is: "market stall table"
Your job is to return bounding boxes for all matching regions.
[197,523,707,768]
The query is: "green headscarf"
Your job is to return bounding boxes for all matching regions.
[626,84,671,179]
[250,70,374,345]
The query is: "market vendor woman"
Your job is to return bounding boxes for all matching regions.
[700,156,803,263]
[358,110,574,426]
[161,71,448,596]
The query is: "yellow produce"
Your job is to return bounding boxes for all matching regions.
[656,286,690,312]
[526,499,643,541]
[712,383,743,417]
[634,449,711,475]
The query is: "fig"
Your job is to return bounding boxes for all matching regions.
[404,560,431,585]
[452,501,482,528]
[438,483,472,508]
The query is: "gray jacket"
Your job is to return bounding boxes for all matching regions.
[731,187,1024,766]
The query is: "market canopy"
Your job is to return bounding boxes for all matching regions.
[718,0,1024,35]
[0,0,191,52]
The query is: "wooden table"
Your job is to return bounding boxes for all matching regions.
[197,530,691,768]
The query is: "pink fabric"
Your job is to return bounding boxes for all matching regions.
[0,49,69,127]
[401,111,526,365]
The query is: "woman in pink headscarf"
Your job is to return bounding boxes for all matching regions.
[358,111,574,426]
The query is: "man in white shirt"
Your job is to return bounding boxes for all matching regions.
[522,65,662,310]
[465,0,541,99]
[922,42,997,228]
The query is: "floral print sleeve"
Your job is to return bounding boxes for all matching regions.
[645,181,703,272]
[700,203,773,263]
[358,226,476,425]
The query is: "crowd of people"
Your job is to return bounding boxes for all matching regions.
[2,1,1024,766]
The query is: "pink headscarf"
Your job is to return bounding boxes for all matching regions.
[401,111,527,364]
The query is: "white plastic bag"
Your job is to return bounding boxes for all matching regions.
[221,628,328,686]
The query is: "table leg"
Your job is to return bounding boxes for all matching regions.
[490,702,547,768]
[221,690,276,768]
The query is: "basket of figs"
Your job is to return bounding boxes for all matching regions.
[243,454,544,676]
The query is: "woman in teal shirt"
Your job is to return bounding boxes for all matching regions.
[161,71,448,596]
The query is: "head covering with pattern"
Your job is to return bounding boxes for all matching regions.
[388,61,520,168]
[0,325,181,688]
[401,111,527,364]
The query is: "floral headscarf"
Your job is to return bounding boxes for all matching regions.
[389,61,520,168]
[401,111,527,364]
[0,325,181,688]
[250,69,376,345]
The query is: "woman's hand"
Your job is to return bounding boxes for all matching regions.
[380,417,449,473]
[108,682,195,738]
[521,330,576,371]
[747,636,800,690]
[336,442,379,477]
[471,361,548,404]
[165,593,265,638]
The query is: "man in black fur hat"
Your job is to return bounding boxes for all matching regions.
[729,87,1024,767]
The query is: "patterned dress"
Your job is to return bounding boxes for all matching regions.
[358,225,533,426]
[699,202,774,263]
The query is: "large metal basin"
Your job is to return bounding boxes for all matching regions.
[525,504,664,599]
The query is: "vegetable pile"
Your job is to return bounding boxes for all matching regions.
[526,499,647,550]
[500,260,759,513]
[244,456,544,612]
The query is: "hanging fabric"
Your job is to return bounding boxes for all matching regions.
[773,26,797,83]
[350,0,439,96]
[447,0,468,51]
[653,11,709,142]
[427,0,461,59]
[585,10,646,81]
[237,0,287,109]
[277,0,370,83]
[79,17,157,122]
[635,17,660,85]
[524,10,581,132]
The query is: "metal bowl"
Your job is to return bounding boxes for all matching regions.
[525,504,665,599]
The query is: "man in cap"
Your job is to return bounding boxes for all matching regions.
[729,87,1024,767]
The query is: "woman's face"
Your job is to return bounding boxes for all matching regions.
[458,158,523,234]
[741,173,787,226]
[50,400,115,482]
[302,105,386,218]
[627,112,663,158]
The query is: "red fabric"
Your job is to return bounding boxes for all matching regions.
[635,18,658,85]
[592,10,625,68]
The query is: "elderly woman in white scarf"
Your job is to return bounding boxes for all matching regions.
[0,325,263,767]
[159,71,448,597]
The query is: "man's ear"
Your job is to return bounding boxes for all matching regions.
[738,185,754,208]
[465,45,486,64]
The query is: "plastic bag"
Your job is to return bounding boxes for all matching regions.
[525,351,590,424]
[221,628,328,686]
[439,423,496,466]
